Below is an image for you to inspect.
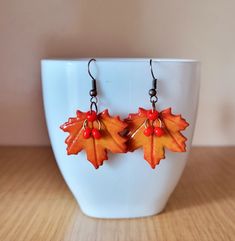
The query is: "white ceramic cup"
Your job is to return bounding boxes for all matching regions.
[41,58,200,218]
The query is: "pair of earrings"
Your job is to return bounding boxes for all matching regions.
[60,59,189,169]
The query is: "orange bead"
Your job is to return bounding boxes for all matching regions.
[144,126,154,136]
[92,128,101,139]
[154,127,165,137]
[83,127,92,139]
[147,110,159,121]
[86,110,97,122]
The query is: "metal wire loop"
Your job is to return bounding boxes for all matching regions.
[150,96,158,110]
[145,117,163,128]
[144,119,150,128]
[90,101,98,113]
[153,118,163,128]
[150,96,158,102]
[90,96,98,104]
[83,118,101,130]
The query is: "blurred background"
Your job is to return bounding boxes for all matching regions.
[0,0,234,146]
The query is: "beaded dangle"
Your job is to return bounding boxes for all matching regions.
[125,59,189,168]
[60,59,127,169]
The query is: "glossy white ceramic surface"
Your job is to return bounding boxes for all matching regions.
[41,58,200,218]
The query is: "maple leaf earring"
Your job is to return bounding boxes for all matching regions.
[125,59,190,169]
[60,58,127,169]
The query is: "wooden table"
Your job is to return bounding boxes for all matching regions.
[0,147,234,241]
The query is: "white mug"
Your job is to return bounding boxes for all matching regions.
[41,58,200,218]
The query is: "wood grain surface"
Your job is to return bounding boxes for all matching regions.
[0,147,234,241]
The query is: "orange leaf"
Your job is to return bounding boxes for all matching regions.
[125,108,189,168]
[60,109,127,169]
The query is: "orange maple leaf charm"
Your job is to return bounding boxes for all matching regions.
[60,109,127,169]
[125,108,189,168]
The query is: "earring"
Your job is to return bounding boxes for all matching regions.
[60,59,127,169]
[125,59,189,169]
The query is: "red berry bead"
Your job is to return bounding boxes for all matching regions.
[144,126,154,136]
[83,127,92,139]
[92,128,101,139]
[147,110,159,121]
[154,127,165,137]
[86,111,97,122]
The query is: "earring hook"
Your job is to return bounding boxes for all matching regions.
[88,58,98,113]
[88,58,96,81]
[150,59,157,81]
[88,58,97,97]
[149,59,158,110]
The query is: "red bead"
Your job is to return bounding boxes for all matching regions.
[147,110,159,121]
[154,127,165,137]
[86,111,97,122]
[92,128,101,139]
[144,126,154,136]
[83,127,92,139]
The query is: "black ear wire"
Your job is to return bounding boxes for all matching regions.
[149,59,158,110]
[88,58,98,113]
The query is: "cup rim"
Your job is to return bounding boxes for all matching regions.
[41,58,199,63]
